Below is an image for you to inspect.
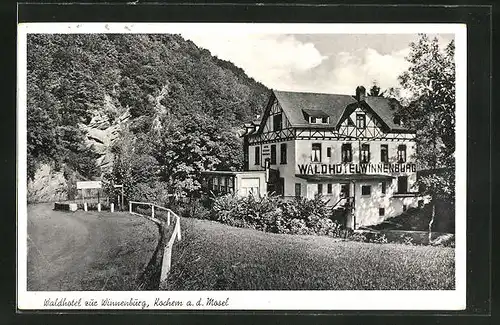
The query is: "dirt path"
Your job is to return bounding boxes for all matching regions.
[27,203,159,291]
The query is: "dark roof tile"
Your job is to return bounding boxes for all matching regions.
[273,89,411,132]
[273,90,356,126]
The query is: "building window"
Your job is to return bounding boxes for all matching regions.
[379,208,385,216]
[361,185,371,196]
[356,113,366,128]
[397,144,407,163]
[327,183,333,194]
[341,143,352,163]
[360,144,370,163]
[397,176,408,193]
[380,144,388,163]
[227,177,234,193]
[326,147,332,158]
[312,143,322,162]
[381,181,386,194]
[280,143,287,164]
[309,116,329,124]
[273,114,282,131]
[270,144,277,165]
[254,146,260,165]
[213,177,219,191]
[220,177,227,193]
[295,183,301,197]
[318,184,323,194]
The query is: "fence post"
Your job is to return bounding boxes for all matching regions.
[176,218,181,241]
[167,210,171,226]
[151,205,155,219]
[110,203,114,213]
[84,202,88,212]
[97,203,101,212]
[160,244,172,282]
[129,201,132,213]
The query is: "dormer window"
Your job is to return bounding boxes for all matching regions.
[303,109,329,124]
[309,116,329,124]
[393,115,402,125]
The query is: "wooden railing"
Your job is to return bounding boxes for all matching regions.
[128,201,181,282]
[331,196,354,210]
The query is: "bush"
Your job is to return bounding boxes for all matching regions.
[210,194,344,238]
[177,199,211,220]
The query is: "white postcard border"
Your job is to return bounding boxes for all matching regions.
[17,22,467,311]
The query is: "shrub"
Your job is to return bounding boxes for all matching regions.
[350,232,368,242]
[349,231,388,244]
[286,218,311,235]
[211,193,240,223]
[400,234,415,246]
[209,194,344,238]
[372,233,388,244]
[314,218,341,236]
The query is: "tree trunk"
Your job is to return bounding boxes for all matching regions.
[428,201,436,244]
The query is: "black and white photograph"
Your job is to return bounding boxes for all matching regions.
[17,22,466,310]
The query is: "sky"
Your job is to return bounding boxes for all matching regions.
[180,33,454,95]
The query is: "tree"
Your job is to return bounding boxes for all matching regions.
[103,129,163,205]
[27,33,269,202]
[155,112,243,200]
[396,34,455,241]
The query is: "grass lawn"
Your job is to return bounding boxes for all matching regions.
[164,217,455,290]
[27,203,159,291]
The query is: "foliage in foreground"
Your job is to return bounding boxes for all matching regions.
[209,194,343,237]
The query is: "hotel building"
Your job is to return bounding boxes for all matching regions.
[203,86,422,229]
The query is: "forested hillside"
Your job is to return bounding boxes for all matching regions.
[27,34,269,202]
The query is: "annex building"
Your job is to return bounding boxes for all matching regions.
[203,86,422,229]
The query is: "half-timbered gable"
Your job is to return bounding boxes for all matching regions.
[338,104,386,139]
[251,96,294,144]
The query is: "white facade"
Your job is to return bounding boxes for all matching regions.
[243,89,422,229]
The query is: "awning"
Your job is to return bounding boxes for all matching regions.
[295,174,395,182]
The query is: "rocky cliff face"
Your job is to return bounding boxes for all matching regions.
[27,164,68,203]
[28,95,130,203]
[82,95,130,173]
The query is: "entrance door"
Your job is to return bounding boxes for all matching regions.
[340,182,354,209]
[340,183,350,198]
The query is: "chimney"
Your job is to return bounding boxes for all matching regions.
[355,86,366,102]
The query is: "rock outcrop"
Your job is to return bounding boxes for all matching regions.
[82,95,130,173]
[27,164,68,203]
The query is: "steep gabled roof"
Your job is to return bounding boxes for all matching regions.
[247,89,413,136]
[273,90,357,127]
[364,96,408,131]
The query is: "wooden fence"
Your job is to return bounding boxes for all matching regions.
[128,201,181,282]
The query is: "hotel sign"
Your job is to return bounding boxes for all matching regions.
[76,181,102,189]
[297,163,417,175]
